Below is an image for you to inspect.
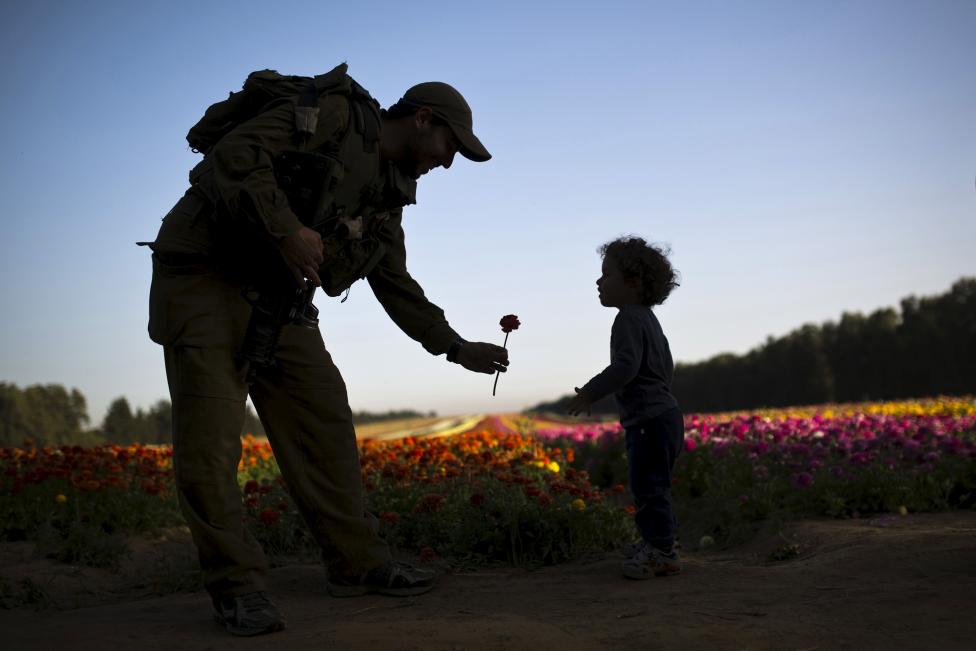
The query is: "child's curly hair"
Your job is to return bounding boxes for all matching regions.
[599,236,680,306]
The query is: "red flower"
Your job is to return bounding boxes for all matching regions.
[500,314,521,333]
[419,546,437,562]
[379,510,400,524]
[493,314,520,396]
[413,493,447,513]
[259,507,280,526]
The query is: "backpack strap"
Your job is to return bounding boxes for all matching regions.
[348,79,381,153]
[293,82,320,151]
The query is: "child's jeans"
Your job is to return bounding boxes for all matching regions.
[625,407,685,551]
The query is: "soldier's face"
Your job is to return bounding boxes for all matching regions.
[407,111,459,179]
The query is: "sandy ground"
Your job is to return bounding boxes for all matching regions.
[2,511,975,650]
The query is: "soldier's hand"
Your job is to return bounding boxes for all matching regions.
[277,226,324,287]
[456,342,510,375]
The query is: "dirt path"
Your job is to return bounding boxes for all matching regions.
[3,512,975,650]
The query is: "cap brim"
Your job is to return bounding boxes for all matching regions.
[448,122,491,162]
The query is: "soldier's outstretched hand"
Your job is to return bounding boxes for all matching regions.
[457,342,509,375]
[278,226,324,287]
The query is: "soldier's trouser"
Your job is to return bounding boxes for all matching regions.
[151,254,391,598]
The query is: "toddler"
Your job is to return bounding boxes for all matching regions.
[567,236,684,578]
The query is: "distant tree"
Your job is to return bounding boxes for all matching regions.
[0,382,96,447]
[674,277,976,411]
[101,396,139,444]
[523,393,617,417]
[351,409,438,424]
[141,399,173,444]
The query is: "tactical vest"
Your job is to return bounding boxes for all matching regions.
[187,64,414,297]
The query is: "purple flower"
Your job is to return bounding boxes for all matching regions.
[794,472,814,488]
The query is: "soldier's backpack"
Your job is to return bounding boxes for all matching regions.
[186,62,378,155]
[185,63,390,300]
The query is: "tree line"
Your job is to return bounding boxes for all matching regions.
[528,277,975,415]
[0,383,434,448]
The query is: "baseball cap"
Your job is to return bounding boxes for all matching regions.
[396,82,491,162]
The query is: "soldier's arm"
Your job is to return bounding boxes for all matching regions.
[209,95,349,239]
[366,211,460,355]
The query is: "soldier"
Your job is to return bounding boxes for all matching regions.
[143,64,508,636]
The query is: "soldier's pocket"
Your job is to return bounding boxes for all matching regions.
[319,238,386,297]
[148,254,219,346]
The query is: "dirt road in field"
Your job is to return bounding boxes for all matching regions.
[3,511,974,650]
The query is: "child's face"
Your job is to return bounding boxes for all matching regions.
[596,257,642,308]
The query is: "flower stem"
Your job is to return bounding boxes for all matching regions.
[492,332,510,396]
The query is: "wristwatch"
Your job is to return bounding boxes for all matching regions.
[446,337,467,364]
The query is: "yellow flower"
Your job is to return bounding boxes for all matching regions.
[546,461,560,473]
[55,494,67,504]
[570,498,586,511]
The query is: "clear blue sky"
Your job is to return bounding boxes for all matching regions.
[1,0,974,424]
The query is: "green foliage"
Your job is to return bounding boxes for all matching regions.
[237,470,633,568]
[369,476,632,566]
[34,519,131,568]
[0,474,183,568]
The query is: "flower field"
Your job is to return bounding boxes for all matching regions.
[536,397,976,544]
[1,397,974,569]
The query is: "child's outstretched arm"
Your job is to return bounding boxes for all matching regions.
[567,311,643,415]
[566,387,593,416]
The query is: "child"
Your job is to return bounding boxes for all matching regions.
[567,236,683,579]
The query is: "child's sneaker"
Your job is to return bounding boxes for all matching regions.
[620,537,644,559]
[621,542,681,579]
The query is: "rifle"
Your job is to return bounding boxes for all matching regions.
[237,280,319,384]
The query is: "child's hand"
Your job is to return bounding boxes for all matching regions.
[566,387,593,417]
